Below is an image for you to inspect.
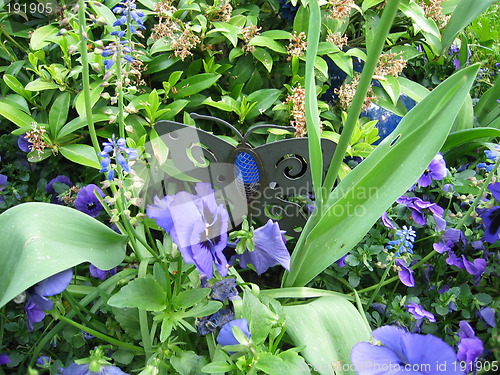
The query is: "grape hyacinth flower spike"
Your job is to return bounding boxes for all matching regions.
[99,135,138,180]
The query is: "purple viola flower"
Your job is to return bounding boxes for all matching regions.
[238,220,290,275]
[380,212,396,229]
[17,133,31,152]
[406,302,436,322]
[25,269,73,330]
[489,182,500,201]
[0,354,10,365]
[395,258,415,287]
[417,153,447,187]
[147,183,230,279]
[89,265,117,280]
[216,319,251,348]
[457,321,483,374]
[351,326,462,375]
[480,206,500,243]
[46,175,73,204]
[397,196,444,228]
[59,363,129,375]
[336,253,347,267]
[477,307,496,328]
[0,174,7,204]
[197,308,235,336]
[36,355,51,367]
[74,184,105,217]
[208,277,238,302]
[433,229,466,254]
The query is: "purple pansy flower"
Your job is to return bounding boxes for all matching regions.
[417,153,447,187]
[238,220,290,275]
[46,175,73,204]
[147,183,230,279]
[58,363,129,375]
[0,354,10,365]
[74,184,105,217]
[216,319,251,348]
[351,326,462,375]
[0,174,7,203]
[406,302,436,322]
[433,229,466,254]
[89,265,117,280]
[479,183,500,243]
[397,196,444,228]
[24,269,73,330]
[395,258,415,287]
[17,133,31,152]
[457,321,483,374]
[380,212,396,229]
[477,307,496,328]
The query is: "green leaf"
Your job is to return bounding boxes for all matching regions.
[60,144,100,169]
[452,93,473,131]
[399,0,440,39]
[158,100,189,120]
[24,79,61,91]
[112,307,142,340]
[172,288,210,309]
[241,290,275,346]
[171,351,208,375]
[75,81,104,118]
[170,73,221,99]
[442,128,500,152]
[362,0,386,12]
[0,203,127,308]
[30,24,59,50]
[474,77,500,127]
[57,114,109,139]
[49,92,71,138]
[256,350,311,375]
[284,64,480,287]
[398,76,429,102]
[284,296,371,375]
[185,300,222,318]
[252,47,273,73]
[248,35,287,54]
[90,1,120,33]
[207,22,238,47]
[3,74,32,100]
[327,53,353,77]
[246,89,281,119]
[378,76,400,106]
[108,276,167,311]
[0,100,36,128]
[441,0,498,53]
[201,362,234,373]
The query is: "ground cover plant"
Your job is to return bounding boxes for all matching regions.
[0,0,499,374]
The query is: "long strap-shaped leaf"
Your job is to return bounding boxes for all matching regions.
[283,64,480,287]
[0,203,127,307]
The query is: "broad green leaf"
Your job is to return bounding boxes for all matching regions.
[327,53,353,77]
[452,93,473,131]
[57,114,109,139]
[248,35,287,54]
[442,128,500,152]
[171,351,208,375]
[149,128,169,165]
[474,77,500,127]
[441,0,498,53]
[30,24,59,50]
[202,96,238,112]
[49,92,71,138]
[146,56,179,74]
[241,290,275,346]
[108,277,167,311]
[284,65,480,287]
[172,288,210,309]
[246,89,281,120]
[399,0,440,39]
[285,296,371,375]
[252,47,273,73]
[184,300,222,318]
[256,351,311,375]
[201,362,234,373]
[60,144,100,169]
[24,79,61,91]
[207,22,238,47]
[398,76,429,102]
[362,0,385,12]
[170,73,221,99]
[0,100,36,128]
[0,203,127,308]
[378,75,400,106]
[260,30,293,39]
[3,74,32,100]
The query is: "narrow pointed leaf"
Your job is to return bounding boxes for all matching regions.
[284,65,480,287]
[0,203,127,308]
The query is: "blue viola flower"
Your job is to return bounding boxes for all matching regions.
[406,301,435,333]
[417,153,447,187]
[380,212,396,229]
[216,319,251,348]
[0,354,10,365]
[457,321,483,374]
[0,174,7,204]
[395,258,415,287]
[433,228,466,254]
[147,183,230,279]
[237,220,290,275]
[351,325,462,375]
[477,307,496,328]
[74,184,105,217]
[36,355,51,368]
[17,133,30,152]
[24,269,73,330]
[89,265,117,280]
[58,363,129,375]
[46,175,73,204]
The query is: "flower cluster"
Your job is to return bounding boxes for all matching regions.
[326,31,348,49]
[23,123,48,154]
[99,136,138,180]
[397,195,445,230]
[419,0,451,26]
[112,0,145,35]
[335,74,376,111]
[285,85,307,137]
[326,0,354,20]
[287,31,307,59]
[241,24,261,54]
[477,144,499,172]
[374,52,407,78]
[386,225,416,256]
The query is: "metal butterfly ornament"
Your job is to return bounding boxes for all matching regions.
[141,113,336,238]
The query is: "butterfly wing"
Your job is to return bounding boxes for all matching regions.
[251,138,337,237]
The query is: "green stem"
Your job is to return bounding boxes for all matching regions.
[138,258,154,362]
[322,0,402,199]
[77,0,100,154]
[57,315,143,352]
[366,259,394,308]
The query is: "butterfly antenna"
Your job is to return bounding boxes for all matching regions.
[190,113,244,141]
[242,124,295,143]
